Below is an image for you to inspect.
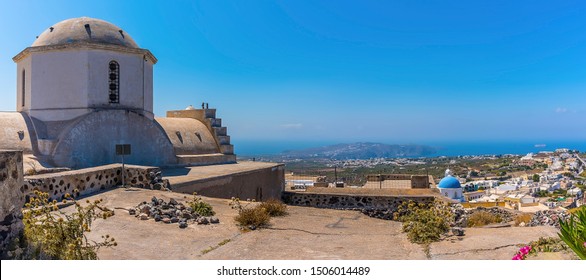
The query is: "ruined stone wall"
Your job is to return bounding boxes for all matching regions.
[23,164,168,202]
[0,151,24,256]
[282,191,435,210]
[410,175,430,188]
[365,174,430,189]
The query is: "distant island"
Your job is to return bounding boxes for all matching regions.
[280,142,437,159]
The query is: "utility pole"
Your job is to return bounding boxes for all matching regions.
[379,173,382,189]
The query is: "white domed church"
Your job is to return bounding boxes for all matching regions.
[2,17,235,169]
[437,169,464,202]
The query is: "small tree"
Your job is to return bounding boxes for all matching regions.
[22,191,116,260]
[532,174,540,182]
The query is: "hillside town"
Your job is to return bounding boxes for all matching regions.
[284,149,585,213]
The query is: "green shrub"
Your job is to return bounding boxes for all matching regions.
[467,211,502,227]
[188,192,215,216]
[558,206,586,260]
[394,200,453,244]
[22,191,116,260]
[259,199,288,217]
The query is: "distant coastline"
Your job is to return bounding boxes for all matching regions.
[234,139,586,158]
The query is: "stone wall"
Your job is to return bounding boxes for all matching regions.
[282,191,435,210]
[0,150,24,257]
[365,174,431,189]
[23,164,168,202]
[172,164,285,201]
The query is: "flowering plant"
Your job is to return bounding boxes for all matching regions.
[512,245,533,260]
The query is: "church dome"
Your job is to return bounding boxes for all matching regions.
[438,175,461,189]
[32,17,139,48]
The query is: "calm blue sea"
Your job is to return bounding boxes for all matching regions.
[233,139,586,157]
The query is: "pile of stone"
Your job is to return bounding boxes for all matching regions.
[528,210,569,228]
[129,196,219,229]
[145,171,171,191]
[451,205,515,227]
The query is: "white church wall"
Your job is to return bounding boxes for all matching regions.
[143,60,154,119]
[27,50,90,121]
[15,56,32,111]
[86,50,152,117]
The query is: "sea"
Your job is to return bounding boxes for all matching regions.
[233,139,586,158]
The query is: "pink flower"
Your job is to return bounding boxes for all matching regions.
[519,245,532,255]
[512,254,522,260]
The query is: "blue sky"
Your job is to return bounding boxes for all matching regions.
[0,0,585,144]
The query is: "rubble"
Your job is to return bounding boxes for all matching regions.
[129,196,219,228]
[528,210,569,228]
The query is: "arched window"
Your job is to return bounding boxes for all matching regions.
[108,61,119,103]
[21,69,25,107]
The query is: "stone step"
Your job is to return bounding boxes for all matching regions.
[210,118,222,127]
[217,135,230,145]
[213,127,227,136]
[204,109,216,119]
[176,153,236,166]
[220,144,234,155]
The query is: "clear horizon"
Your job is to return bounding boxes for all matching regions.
[1,1,585,143]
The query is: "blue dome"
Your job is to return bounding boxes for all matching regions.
[438,175,461,189]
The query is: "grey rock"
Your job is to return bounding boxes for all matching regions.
[179,222,187,229]
[209,217,220,224]
[140,206,150,216]
[196,217,209,225]
[451,227,465,236]
[139,213,149,220]
[128,208,136,215]
[154,214,161,222]
[181,212,192,219]
[170,217,179,223]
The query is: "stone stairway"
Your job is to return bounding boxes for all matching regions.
[202,109,234,155]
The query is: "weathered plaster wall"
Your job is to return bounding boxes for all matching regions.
[282,191,435,210]
[23,164,168,202]
[0,113,35,154]
[0,151,24,257]
[173,164,285,201]
[155,117,219,155]
[52,110,176,168]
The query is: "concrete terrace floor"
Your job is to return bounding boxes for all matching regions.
[161,161,280,187]
[74,188,566,260]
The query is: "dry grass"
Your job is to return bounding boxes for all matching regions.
[234,206,271,229]
[468,211,503,227]
[514,213,533,226]
[259,199,288,217]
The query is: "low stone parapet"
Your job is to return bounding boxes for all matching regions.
[281,191,435,211]
[23,164,169,202]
